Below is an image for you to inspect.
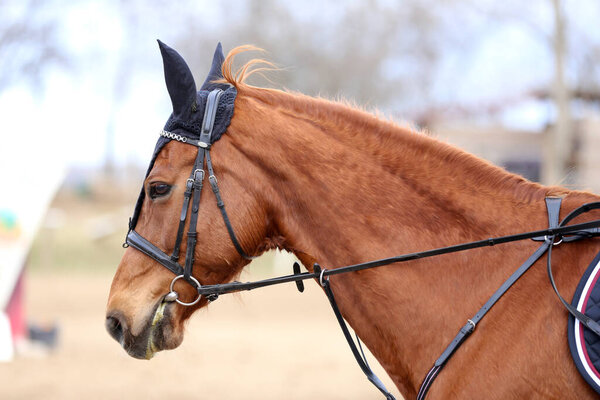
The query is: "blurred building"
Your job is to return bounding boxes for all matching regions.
[430,115,600,193]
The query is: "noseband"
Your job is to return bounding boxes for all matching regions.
[125,89,253,306]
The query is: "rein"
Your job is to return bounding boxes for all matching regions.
[125,89,600,399]
[192,216,600,299]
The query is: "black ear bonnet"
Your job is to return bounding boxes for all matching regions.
[128,41,237,231]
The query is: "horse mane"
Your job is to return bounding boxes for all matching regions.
[219,45,277,88]
[220,46,568,203]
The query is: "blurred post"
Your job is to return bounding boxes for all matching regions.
[543,0,573,185]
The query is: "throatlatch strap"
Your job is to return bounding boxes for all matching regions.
[206,151,255,260]
[416,197,562,400]
[314,264,396,400]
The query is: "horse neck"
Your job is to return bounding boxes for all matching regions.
[230,88,549,263]
[227,87,555,394]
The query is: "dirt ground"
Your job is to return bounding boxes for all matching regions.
[0,269,401,400]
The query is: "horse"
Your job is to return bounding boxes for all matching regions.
[105,42,600,399]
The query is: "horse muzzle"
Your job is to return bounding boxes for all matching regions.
[105,297,182,359]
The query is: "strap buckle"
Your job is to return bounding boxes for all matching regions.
[194,169,205,181]
[467,319,476,331]
[544,235,563,246]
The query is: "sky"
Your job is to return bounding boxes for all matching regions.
[0,0,598,173]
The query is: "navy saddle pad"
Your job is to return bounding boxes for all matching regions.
[568,250,600,394]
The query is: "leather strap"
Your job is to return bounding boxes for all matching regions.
[127,230,185,277]
[206,151,255,261]
[171,179,194,262]
[183,149,207,280]
[416,197,562,400]
[314,264,396,400]
[546,202,600,336]
[199,90,222,146]
[192,215,600,299]
[179,90,223,279]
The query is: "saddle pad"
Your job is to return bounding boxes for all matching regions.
[568,250,600,394]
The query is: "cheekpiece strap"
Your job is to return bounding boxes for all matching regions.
[182,89,222,280]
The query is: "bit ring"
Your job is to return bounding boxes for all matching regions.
[319,268,329,287]
[169,275,202,306]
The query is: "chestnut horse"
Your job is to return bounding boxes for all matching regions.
[106,45,600,399]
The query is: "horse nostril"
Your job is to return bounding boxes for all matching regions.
[105,315,124,344]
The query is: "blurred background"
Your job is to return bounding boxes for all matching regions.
[0,0,599,399]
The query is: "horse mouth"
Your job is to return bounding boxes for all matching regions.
[144,299,175,359]
[106,296,182,360]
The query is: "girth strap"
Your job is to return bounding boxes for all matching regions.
[416,197,562,400]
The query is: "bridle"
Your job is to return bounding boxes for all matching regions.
[125,89,254,306]
[123,88,600,399]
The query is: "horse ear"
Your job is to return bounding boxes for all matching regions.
[200,42,231,91]
[157,40,197,116]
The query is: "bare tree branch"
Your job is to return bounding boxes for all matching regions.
[0,0,68,92]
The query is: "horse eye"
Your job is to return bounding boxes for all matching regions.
[149,183,172,199]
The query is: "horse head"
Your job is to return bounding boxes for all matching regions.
[105,42,269,359]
